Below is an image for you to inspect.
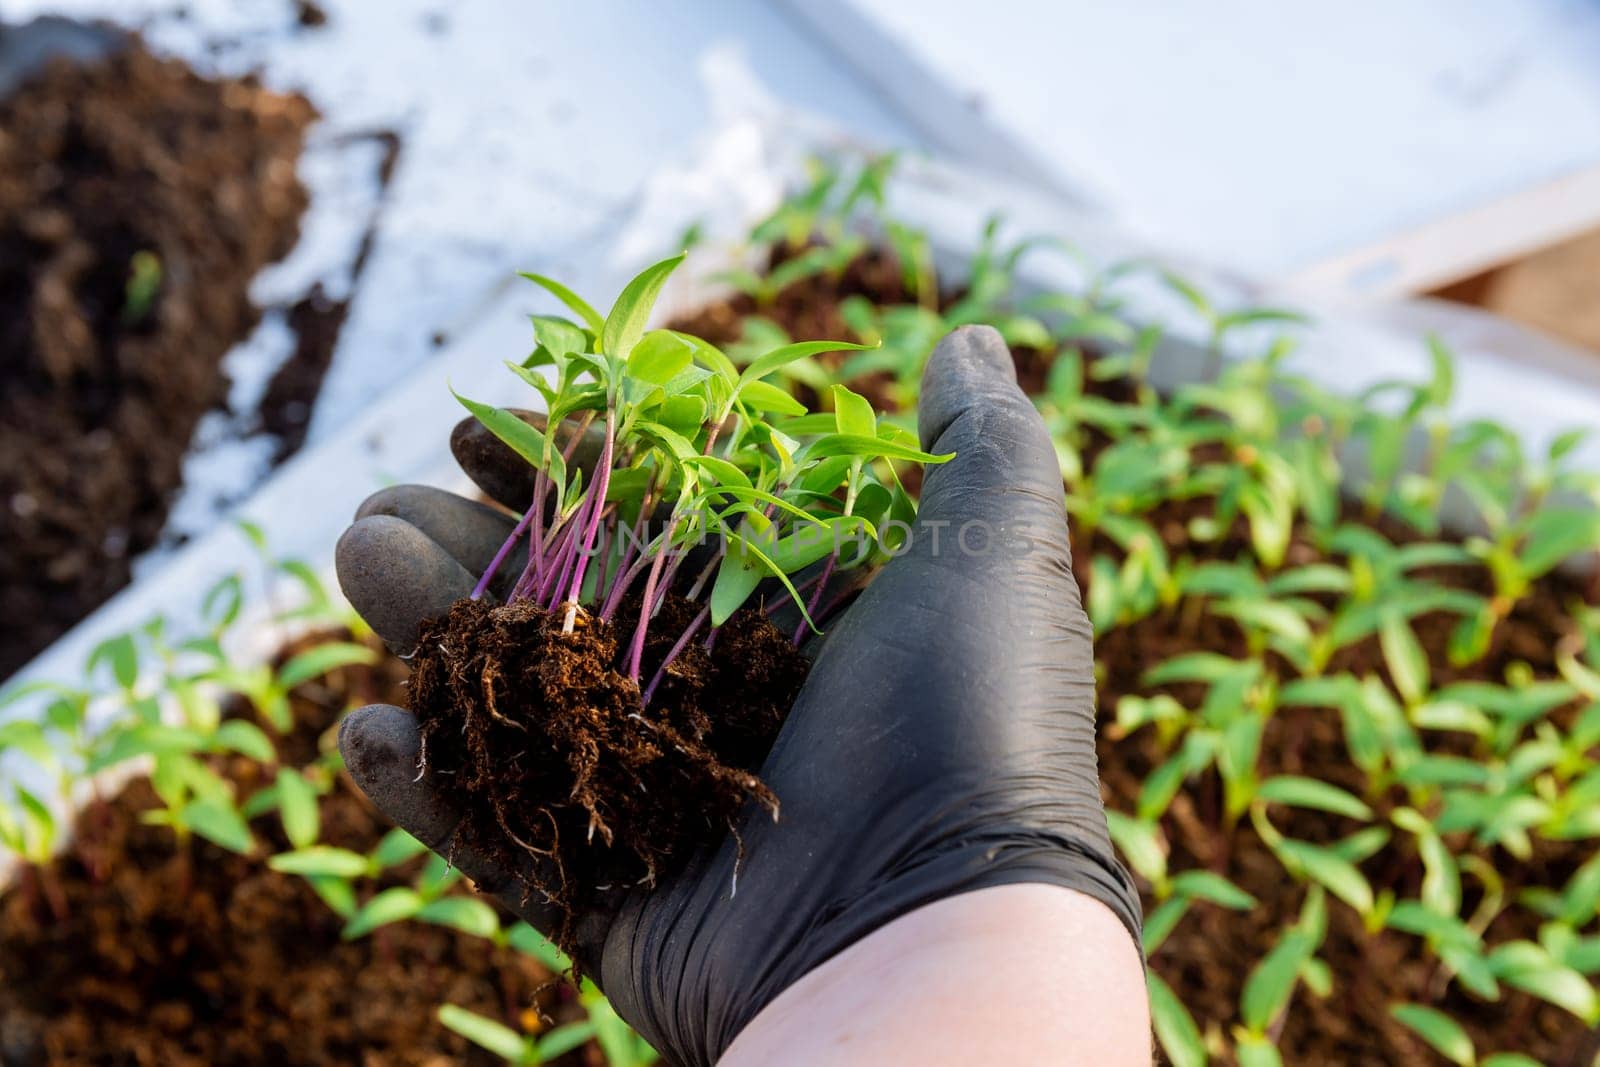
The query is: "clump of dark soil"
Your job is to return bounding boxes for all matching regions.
[0,40,314,678]
[667,246,1600,1065]
[409,594,807,950]
[0,632,584,1066]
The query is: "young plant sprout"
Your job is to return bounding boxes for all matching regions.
[407,253,948,948]
[457,253,939,683]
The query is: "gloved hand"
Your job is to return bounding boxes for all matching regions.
[336,325,1142,1066]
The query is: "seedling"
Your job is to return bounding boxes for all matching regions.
[438,990,655,1067]
[404,253,948,952]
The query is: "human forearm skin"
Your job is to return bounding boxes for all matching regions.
[719,884,1150,1066]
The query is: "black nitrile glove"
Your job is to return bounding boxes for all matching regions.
[336,325,1142,1066]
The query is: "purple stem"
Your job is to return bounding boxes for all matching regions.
[640,604,710,707]
[792,552,836,646]
[504,412,591,602]
[562,411,615,609]
[760,569,829,619]
[538,522,581,607]
[650,547,685,617]
[627,548,670,684]
[592,519,614,606]
[599,537,644,622]
[685,549,723,602]
[471,492,540,601]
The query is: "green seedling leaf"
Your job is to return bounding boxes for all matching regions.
[1145,652,1251,687]
[507,922,572,972]
[774,412,839,437]
[437,1004,528,1063]
[537,1020,599,1061]
[309,876,358,919]
[627,329,695,385]
[0,721,58,770]
[11,786,56,859]
[417,853,464,897]
[530,314,591,361]
[1379,611,1430,706]
[416,897,501,940]
[1266,564,1352,597]
[202,573,245,630]
[708,549,764,630]
[737,378,806,415]
[1241,927,1316,1031]
[1275,839,1374,915]
[738,339,872,387]
[634,420,698,464]
[657,392,709,434]
[1234,1033,1284,1067]
[1139,750,1196,822]
[707,521,826,630]
[1149,972,1207,1067]
[580,984,655,1067]
[181,799,255,855]
[1448,604,1497,667]
[1410,700,1492,738]
[520,272,603,334]
[88,632,139,691]
[1161,271,1213,319]
[1171,870,1258,911]
[604,253,687,363]
[1143,897,1190,955]
[370,827,431,871]
[831,384,877,437]
[1560,853,1600,927]
[1392,809,1462,917]
[278,641,377,690]
[1390,1005,1474,1066]
[213,720,276,763]
[1519,507,1600,579]
[1490,943,1600,1022]
[1257,776,1372,821]
[1300,957,1334,998]
[453,390,552,470]
[0,679,82,712]
[802,432,952,465]
[681,454,752,491]
[344,887,424,939]
[235,518,268,553]
[1105,810,1167,887]
[270,845,369,879]
[276,768,321,850]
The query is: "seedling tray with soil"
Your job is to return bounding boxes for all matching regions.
[667,206,1600,1066]
[0,33,316,679]
[0,632,569,1067]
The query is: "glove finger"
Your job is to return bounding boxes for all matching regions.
[913,324,1082,606]
[336,515,476,654]
[339,703,566,933]
[354,485,527,599]
[452,409,606,512]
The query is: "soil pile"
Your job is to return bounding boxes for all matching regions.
[0,41,313,678]
[409,595,807,951]
[0,634,573,1066]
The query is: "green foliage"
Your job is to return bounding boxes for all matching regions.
[691,155,1600,1064]
[460,253,946,691]
[9,153,1600,1066]
[121,249,163,324]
